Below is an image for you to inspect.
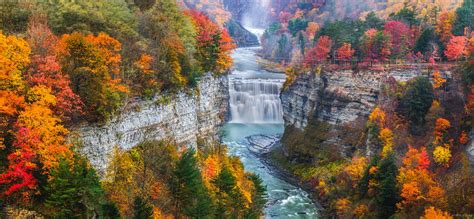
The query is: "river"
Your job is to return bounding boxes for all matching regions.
[219,46,319,218]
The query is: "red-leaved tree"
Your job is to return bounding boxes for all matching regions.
[384,21,412,59]
[0,127,39,201]
[26,56,83,122]
[444,36,468,61]
[186,9,236,73]
[304,35,332,67]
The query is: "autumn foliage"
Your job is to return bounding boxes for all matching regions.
[304,35,332,67]
[421,206,453,219]
[336,43,355,61]
[445,36,468,61]
[384,21,412,59]
[397,146,447,212]
[0,32,72,202]
[56,32,128,121]
[186,9,236,74]
[435,11,456,43]
[104,142,265,218]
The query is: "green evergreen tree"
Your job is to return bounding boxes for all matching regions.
[357,155,379,197]
[414,27,437,56]
[365,12,385,30]
[397,77,434,135]
[0,2,31,34]
[102,202,121,219]
[170,149,213,218]
[245,174,267,219]
[43,156,105,218]
[212,166,246,218]
[375,154,400,218]
[133,197,153,219]
[453,0,474,35]
[298,32,306,55]
[389,5,419,26]
[288,18,309,36]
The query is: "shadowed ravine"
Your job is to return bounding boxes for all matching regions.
[220,41,319,218]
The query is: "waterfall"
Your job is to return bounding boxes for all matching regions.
[229,78,285,124]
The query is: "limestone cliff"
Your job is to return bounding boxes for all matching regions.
[74,74,228,172]
[281,68,448,130]
[225,19,259,47]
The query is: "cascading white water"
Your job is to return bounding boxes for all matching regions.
[227,44,286,124]
[229,78,285,123]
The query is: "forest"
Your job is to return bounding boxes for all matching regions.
[262,0,471,67]
[0,0,267,218]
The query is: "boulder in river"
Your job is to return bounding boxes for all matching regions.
[246,134,280,155]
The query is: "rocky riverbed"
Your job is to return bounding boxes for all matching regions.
[245,132,325,216]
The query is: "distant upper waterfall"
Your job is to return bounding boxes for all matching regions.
[229,78,285,124]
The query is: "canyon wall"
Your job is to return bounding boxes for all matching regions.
[281,68,449,130]
[74,74,228,172]
[280,67,469,161]
[225,19,259,47]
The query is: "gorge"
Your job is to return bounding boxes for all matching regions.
[75,30,469,219]
[2,1,473,218]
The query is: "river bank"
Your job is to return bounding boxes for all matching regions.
[246,135,327,217]
[221,124,319,218]
[256,56,286,73]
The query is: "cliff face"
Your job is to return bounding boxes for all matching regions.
[225,19,259,47]
[281,69,444,130]
[75,74,228,172]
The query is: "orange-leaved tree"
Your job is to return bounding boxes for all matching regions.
[435,11,456,43]
[133,54,159,98]
[25,17,83,122]
[445,36,467,61]
[56,32,128,122]
[337,43,355,61]
[397,146,447,211]
[421,206,453,219]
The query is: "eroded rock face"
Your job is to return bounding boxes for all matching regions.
[281,68,447,130]
[225,19,259,47]
[75,74,228,172]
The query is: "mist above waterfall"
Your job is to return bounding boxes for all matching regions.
[241,0,271,29]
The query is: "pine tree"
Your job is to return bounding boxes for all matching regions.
[132,197,153,219]
[357,155,379,197]
[101,202,121,219]
[414,27,436,56]
[375,154,400,218]
[43,156,104,218]
[397,77,434,135]
[245,174,267,219]
[453,0,474,35]
[212,166,246,218]
[170,149,213,218]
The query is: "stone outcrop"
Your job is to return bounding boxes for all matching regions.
[225,19,259,47]
[74,74,228,172]
[281,68,450,130]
